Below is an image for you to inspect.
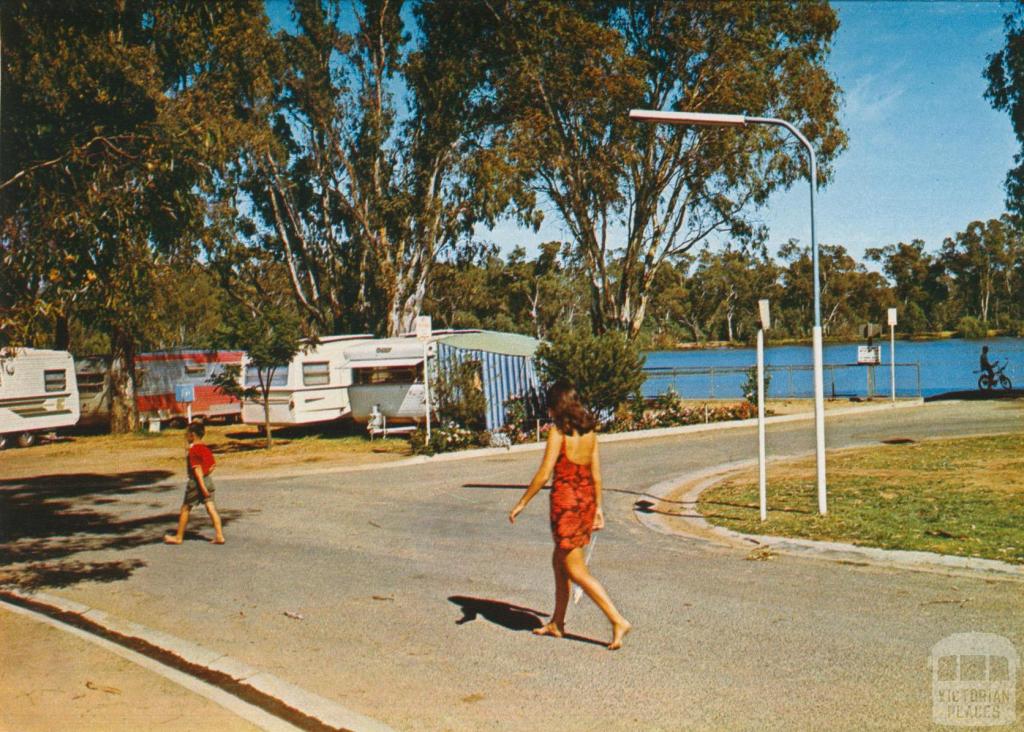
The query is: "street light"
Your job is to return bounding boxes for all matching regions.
[629,108,828,514]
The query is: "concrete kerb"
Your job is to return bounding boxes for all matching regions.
[216,398,929,483]
[634,452,1024,583]
[0,588,397,732]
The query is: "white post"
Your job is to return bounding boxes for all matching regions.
[888,307,898,404]
[812,326,827,515]
[187,404,192,424]
[423,341,431,440]
[757,328,767,522]
[890,324,896,403]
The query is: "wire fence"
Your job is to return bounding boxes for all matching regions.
[642,362,923,400]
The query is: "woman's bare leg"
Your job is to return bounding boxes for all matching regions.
[534,548,571,637]
[564,545,631,649]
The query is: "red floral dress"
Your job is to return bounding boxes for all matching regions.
[549,438,597,550]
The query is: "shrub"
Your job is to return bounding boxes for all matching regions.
[741,365,772,405]
[957,316,988,339]
[410,423,490,455]
[434,359,487,431]
[606,394,761,432]
[535,328,645,416]
[500,393,553,444]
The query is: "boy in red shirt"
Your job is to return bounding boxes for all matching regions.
[164,421,225,545]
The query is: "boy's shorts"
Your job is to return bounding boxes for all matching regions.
[183,475,217,508]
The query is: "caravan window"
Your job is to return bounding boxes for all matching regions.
[44,369,67,392]
[354,364,421,385]
[184,361,206,375]
[245,365,288,387]
[77,372,106,395]
[302,362,331,386]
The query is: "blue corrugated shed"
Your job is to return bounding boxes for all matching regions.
[435,331,542,431]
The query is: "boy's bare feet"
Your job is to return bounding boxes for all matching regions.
[163,535,183,545]
[608,619,632,650]
[211,537,226,544]
[532,622,564,638]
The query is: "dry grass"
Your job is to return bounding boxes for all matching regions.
[0,422,411,481]
[699,432,1024,564]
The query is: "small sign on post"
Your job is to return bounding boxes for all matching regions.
[415,316,433,440]
[857,346,881,365]
[415,315,432,342]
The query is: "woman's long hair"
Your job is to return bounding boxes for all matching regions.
[546,380,596,435]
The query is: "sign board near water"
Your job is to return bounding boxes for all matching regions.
[857,346,881,365]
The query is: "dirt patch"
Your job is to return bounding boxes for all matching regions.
[0,423,411,482]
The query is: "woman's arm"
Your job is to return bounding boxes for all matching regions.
[591,438,605,530]
[509,428,563,524]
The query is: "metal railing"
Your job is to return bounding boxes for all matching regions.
[642,362,922,400]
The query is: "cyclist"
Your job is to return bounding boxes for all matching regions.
[980,345,999,382]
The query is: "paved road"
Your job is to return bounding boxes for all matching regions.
[3,400,1022,731]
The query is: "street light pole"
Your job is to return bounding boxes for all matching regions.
[628,109,828,514]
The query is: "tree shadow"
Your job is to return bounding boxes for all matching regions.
[0,470,248,590]
[0,558,147,591]
[447,595,605,647]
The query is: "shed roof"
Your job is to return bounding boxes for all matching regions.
[438,330,540,357]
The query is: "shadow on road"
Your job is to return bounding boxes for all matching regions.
[450,595,547,630]
[448,595,606,647]
[463,483,692,505]
[925,389,1023,402]
[0,470,247,590]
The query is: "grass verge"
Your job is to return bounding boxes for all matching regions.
[698,432,1024,564]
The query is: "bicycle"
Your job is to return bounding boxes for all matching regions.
[977,360,1013,391]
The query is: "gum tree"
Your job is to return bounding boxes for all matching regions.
[448,0,846,336]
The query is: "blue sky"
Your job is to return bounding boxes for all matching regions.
[487,1,1018,263]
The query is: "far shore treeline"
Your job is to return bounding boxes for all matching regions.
[3,1,1024,433]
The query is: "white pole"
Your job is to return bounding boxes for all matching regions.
[757,328,767,522]
[187,403,192,424]
[890,323,896,404]
[423,342,431,440]
[812,326,827,515]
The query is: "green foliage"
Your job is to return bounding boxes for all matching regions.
[217,302,310,449]
[434,359,487,431]
[741,366,772,406]
[1,0,275,430]
[535,328,645,416]
[409,423,490,455]
[986,4,1024,217]
[956,316,988,340]
[448,0,846,335]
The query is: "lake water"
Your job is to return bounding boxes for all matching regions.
[642,337,1024,399]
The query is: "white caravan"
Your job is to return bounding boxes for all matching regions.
[345,337,434,426]
[240,334,374,426]
[0,348,81,448]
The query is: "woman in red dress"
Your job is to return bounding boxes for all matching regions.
[509,381,631,650]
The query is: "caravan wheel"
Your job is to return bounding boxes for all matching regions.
[16,432,37,448]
